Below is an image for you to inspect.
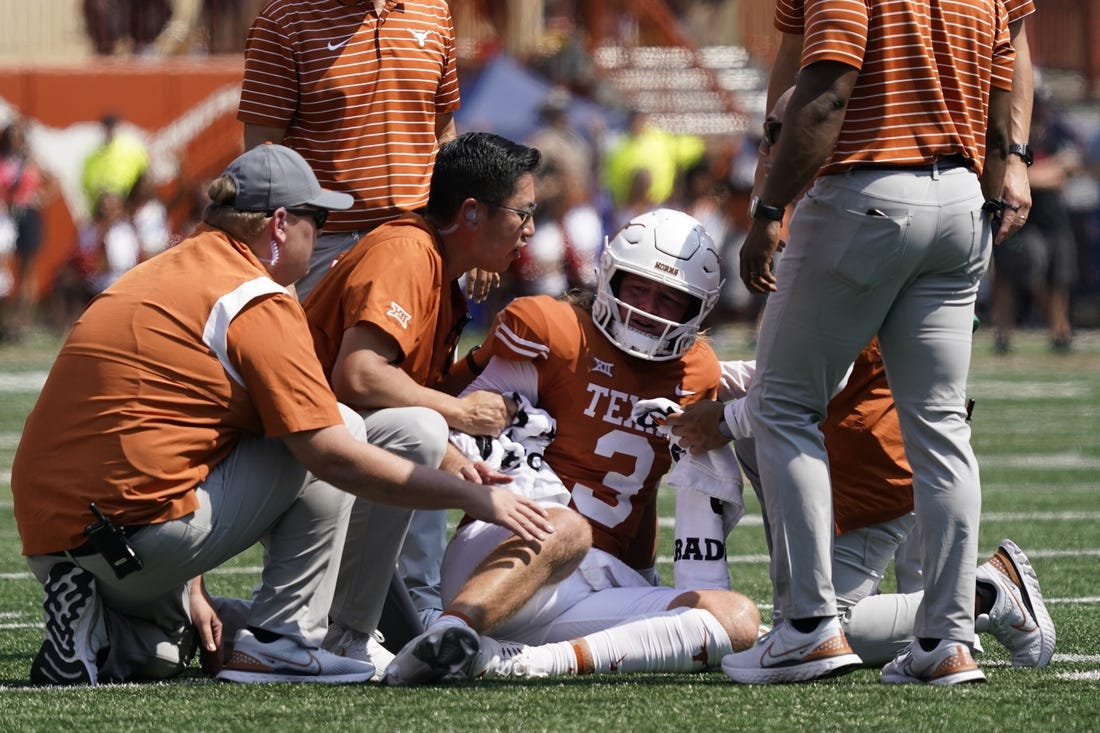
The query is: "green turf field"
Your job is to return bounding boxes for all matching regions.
[1,325,1098,732]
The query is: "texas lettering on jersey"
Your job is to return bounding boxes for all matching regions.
[487,295,720,570]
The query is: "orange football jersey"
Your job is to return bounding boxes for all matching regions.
[488,295,720,570]
[822,338,914,533]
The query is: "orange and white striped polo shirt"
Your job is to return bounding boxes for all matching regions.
[238,0,460,232]
[1003,0,1037,26]
[776,0,1015,176]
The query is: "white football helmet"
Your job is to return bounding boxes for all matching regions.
[592,208,722,361]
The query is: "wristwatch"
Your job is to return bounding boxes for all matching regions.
[1008,143,1033,167]
[750,195,785,222]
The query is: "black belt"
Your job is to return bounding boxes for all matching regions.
[64,525,147,557]
[849,154,972,173]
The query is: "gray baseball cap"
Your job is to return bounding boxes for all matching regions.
[226,143,354,213]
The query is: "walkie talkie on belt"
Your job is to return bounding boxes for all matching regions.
[83,502,144,579]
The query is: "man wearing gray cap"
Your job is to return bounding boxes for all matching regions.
[11,144,552,686]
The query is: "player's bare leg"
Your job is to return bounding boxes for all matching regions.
[447,507,592,632]
[381,506,591,685]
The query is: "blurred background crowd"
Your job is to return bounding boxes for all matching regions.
[1,0,1099,352]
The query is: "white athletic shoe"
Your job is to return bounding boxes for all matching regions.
[216,629,375,684]
[322,621,396,681]
[881,639,986,685]
[380,623,480,686]
[975,538,1056,667]
[469,635,543,679]
[721,617,862,684]
[30,562,107,686]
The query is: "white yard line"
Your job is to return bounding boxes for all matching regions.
[0,372,47,392]
[654,513,1100,530]
[967,379,1093,399]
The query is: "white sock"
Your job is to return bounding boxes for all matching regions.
[527,608,731,675]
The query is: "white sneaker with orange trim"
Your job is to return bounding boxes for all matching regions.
[721,617,862,684]
[881,639,986,685]
[975,538,1056,667]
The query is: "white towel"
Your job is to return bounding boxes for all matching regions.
[449,393,569,505]
[631,397,745,590]
[631,397,744,505]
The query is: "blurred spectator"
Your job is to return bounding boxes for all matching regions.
[51,191,140,331]
[0,202,14,338]
[83,0,173,56]
[511,160,571,298]
[561,200,604,290]
[527,88,595,206]
[201,0,266,54]
[81,114,149,217]
[128,174,171,260]
[0,117,59,339]
[610,167,657,232]
[520,88,605,299]
[670,157,729,249]
[602,109,705,215]
[1082,129,1100,301]
[992,92,1080,353]
[717,128,770,325]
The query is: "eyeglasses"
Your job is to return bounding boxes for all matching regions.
[762,120,782,148]
[267,207,328,229]
[484,201,537,228]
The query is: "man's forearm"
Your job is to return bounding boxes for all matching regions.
[759,62,854,208]
[1008,20,1034,146]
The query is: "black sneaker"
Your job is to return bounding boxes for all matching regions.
[30,562,105,686]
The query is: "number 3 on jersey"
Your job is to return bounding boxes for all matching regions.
[570,429,655,528]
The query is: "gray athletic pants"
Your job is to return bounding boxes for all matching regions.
[748,163,988,644]
[327,406,449,636]
[736,437,918,663]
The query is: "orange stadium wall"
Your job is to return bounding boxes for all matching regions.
[0,58,246,298]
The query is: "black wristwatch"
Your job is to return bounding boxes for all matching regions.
[750,195,785,222]
[465,345,486,375]
[1008,143,1033,167]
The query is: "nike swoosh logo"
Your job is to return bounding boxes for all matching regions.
[263,650,322,674]
[1010,596,1039,632]
[760,637,817,665]
[674,385,695,396]
[327,37,351,51]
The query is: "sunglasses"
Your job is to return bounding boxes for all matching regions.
[268,207,329,229]
[762,120,783,147]
[484,201,537,228]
